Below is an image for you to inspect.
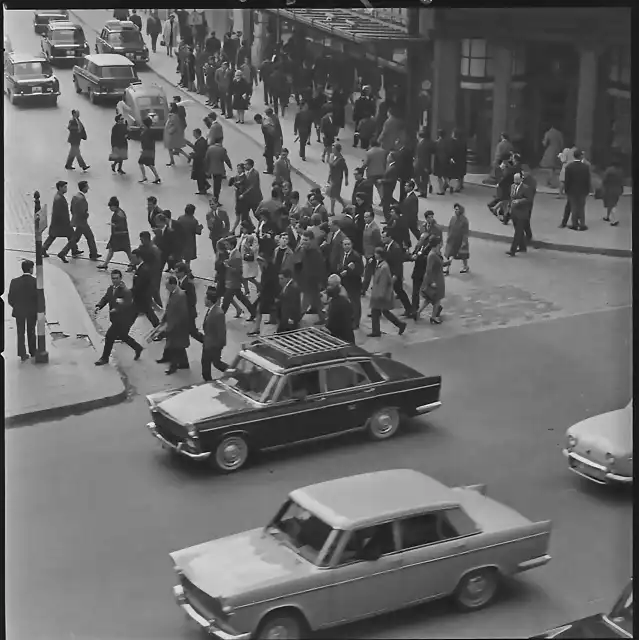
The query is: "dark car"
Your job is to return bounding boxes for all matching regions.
[41,21,89,65]
[531,579,633,639]
[33,10,69,34]
[146,327,442,473]
[73,53,140,103]
[4,52,60,106]
[95,20,148,65]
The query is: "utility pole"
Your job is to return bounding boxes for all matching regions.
[33,191,49,364]
[405,7,421,147]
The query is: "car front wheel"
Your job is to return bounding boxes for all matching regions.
[213,435,249,473]
[256,612,304,640]
[454,568,500,611]
[73,77,82,93]
[367,406,401,440]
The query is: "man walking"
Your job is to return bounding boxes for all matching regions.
[65,109,90,172]
[130,248,160,327]
[414,126,433,197]
[506,173,533,256]
[239,158,263,219]
[204,138,233,200]
[205,197,230,253]
[276,268,302,333]
[42,181,81,262]
[338,237,363,329]
[190,127,210,194]
[205,111,224,145]
[298,230,327,324]
[562,149,591,231]
[361,139,388,204]
[400,179,421,242]
[201,287,229,381]
[94,269,143,365]
[138,231,163,309]
[8,259,37,361]
[381,228,414,318]
[146,11,161,53]
[325,274,355,343]
[221,236,256,318]
[61,180,100,261]
[293,101,314,161]
[368,246,407,338]
[361,210,381,296]
[254,113,277,174]
[175,262,204,343]
[156,275,191,374]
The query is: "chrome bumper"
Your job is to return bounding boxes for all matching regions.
[173,585,251,640]
[517,554,551,572]
[563,449,632,485]
[146,421,211,460]
[13,90,60,98]
[414,400,442,415]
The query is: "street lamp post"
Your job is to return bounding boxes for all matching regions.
[33,191,49,364]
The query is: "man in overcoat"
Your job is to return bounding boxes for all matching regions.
[400,179,421,243]
[62,180,100,261]
[190,127,210,194]
[205,197,230,254]
[156,275,191,374]
[138,230,163,309]
[276,268,302,333]
[562,149,591,231]
[176,262,204,343]
[129,248,159,328]
[325,274,355,343]
[239,158,263,219]
[506,173,533,256]
[43,181,80,261]
[368,246,407,338]
[201,287,228,381]
[8,259,38,361]
[338,236,363,329]
[204,139,233,200]
[297,231,326,323]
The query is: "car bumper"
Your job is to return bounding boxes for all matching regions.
[12,90,60,99]
[93,89,127,98]
[173,585,251,640]
[50,52,87,61]
[563,450,632,485]
[414,400,442,415]
[517,554,551,572]
[146,421,211,461]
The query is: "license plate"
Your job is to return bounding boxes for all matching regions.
[32,86,42,94]
[67,50,75,56]
[126,53,134,59]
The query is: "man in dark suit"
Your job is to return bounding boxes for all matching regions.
[8,259,38,361]
[138,231,164,309]
[293,101,314,161]
[414,126,433,197]
[175,262,204,343]
[361,210,382,296]
[325,275,355,343]
[94,269,143,365]
[338,236,364,329]
[146,196,164,229]
[153,212,183,272]
[276,268,302,333]
[205,197,230,254]
[204,140,233,201]
[381,228,414,318]
[351,167,374,207]
[297,231,326,323]
[325,219,346,275]
[506,173,533,256]
[201,287,228,381]
[129,249,159,328]
[62,180,99,261]
[156,275,191,374]
[562,149,591,231]
[400,179,421,242]
[239,158,263,218]
[42,180,81,261]
[190,128,210,195]
[254,113,277,174]
[255,209,278,259]
[522,170,538,243]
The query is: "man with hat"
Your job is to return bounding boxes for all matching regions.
[324,274,355,343]
[43,180,81,262]
[352,85,377,148]
[8,259,38,361]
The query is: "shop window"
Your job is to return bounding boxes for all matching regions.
[460,39,494,79]
[608,46,630,87]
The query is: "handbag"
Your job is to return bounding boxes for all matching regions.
[160,39,165,47]
[244,249,255,262]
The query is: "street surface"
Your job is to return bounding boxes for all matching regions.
[4,8,633,640]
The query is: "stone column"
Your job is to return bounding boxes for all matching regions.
[490,45,513,163]
[204,9,232,39]
[251,11,269,65]
[574,46,598,159]
[431,38,459,138]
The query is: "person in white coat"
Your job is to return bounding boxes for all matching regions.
[239,221,259,296]
[162,13,179,57]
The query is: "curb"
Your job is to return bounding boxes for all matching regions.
[68,10,632,260]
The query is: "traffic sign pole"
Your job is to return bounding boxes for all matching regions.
[33,191,49,364]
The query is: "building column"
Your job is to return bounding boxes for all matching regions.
[431,38,459,138]
[574,46,598,159]
[490,45,513,163]
[204,9,232,39]
[251,11,269,65]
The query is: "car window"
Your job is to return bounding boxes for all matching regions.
[337,523,396,565]
[398,513,442,549]
[109,30,143,45]
[136,95,164,108]
[102,66,135,79]
[360,359,384,383]
[221,355,275,402]
[52,28,85,45]
[13,61,52,78]
[323,362,371,393]
[443,507,479,537]
[278,371,321,401]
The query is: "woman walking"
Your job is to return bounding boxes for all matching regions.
[443,203,470,275]
[177,203,203,269]
[164,102,189,166]
[601,159,624,226]
[327,142,348,215]
[239,221,260,296]
[98,197,134,271]
[110,114,129,174]
[138,117,161,184]
[230,69,250,124]
[417,236,446,323]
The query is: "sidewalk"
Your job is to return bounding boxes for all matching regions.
[3,252,127,426]
[71,9,632,258]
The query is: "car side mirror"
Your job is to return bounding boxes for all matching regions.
[360,545,381,562]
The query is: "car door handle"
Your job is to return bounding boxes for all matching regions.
[453,542,467,551]
[362,387,375,394]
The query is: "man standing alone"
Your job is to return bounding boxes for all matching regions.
[201,287,228,381]
[506,173,532,256]
[8,260,38,361]
[562,149,591,231]
[65,109,90,172]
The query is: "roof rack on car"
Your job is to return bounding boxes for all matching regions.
[253,327,348,358]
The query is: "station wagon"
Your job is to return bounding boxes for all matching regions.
[73,53,140,103]
[33,9,69,34]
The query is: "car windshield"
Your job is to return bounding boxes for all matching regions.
[266,499,334,565]
[606,582,633,635]
[220,355,274,402]
[52,28,85,45]
[110,30,143,45]
[14,61,52,78]
[101,66,135,79]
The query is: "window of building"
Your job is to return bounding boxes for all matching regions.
[609,46,630,86]
[460,38,494,79]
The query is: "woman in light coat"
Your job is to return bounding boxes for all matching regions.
[601,160,624,226]
[162,14,179,57]
[163,102,189,166]
[540,125,564,186]
[444,203,469,275]
[239,221,260,296]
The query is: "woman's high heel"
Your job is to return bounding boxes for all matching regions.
[430,317,442,324]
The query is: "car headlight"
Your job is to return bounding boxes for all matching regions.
[222,602,234,615]
[185,437,197,449]
[605,453,615,467]
[186,423,197,438]
[567,434,577,449]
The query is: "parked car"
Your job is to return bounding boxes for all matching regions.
[33,9,69,34]
[146,327,443,473]
[73,53,140,103]
[563,400,633,486]
[116,82,168,138]
[40,21,89,64]
[4,52,60,106]
[531,578,632,638]
[95,19,148,65]
[170,468,552,639]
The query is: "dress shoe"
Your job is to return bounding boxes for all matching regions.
[558,223,567,228]
[42,251,49,257]
[156,358,169,363]
[134,347,143,361]
[568,225,579,230]
[72,250,84,256]
[89,255,101,261]
[81,166,90,173]
[506,251,516,257]
[398,322,407,336]
[95,358,108,366]
[57,253,69,263]
[579,225,588,231]
[20,355,29,362]
[165,366,177,375]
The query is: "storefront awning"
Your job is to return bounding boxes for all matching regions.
[264,8,422,44]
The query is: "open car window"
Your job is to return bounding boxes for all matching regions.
[335,523,396,566]
[221,355,275,402]
[278,370,321,401]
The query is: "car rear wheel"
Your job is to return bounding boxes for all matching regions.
[256,612,305,640]
[454,568,500,611]
[367,407,401,440]
[213,435,249,473]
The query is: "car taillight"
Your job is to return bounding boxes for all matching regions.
[605,453,615,468]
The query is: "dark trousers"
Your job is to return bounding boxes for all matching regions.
[276,321,300,333]
[65,144,87,170]
[510,217,527,253]
[135,301,160,327]
[195,172,210,193]
[393,278,413,313]
[415,168,431,196]
[43,232,75,254]
[411,279,422,311]
[151,274,162,307]
[398,181,408,203]
[64,224,98,258]
[263,82,271,105]
[381,180,397,220]
[523,215,533,242]
[361,258,375,294]
[101,322,142,360]
[568,194,586,228]
[222,287,254,315]
[188,316,204,343]
[370,308,403,335]
[164,346,189,369]
[272,94,281,116]
[407,220,421,242]
[225,93,233,118]
[264,149,275,174]
[345,285,362,328]
[207,86,218,106]
[212,174,224,200]
[150,33,159,52]
[201,346,228,381]
[298,131,310,159]
[16,314,36,357]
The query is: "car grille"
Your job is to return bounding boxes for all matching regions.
[152,412,186,446]
[180,576,225,621]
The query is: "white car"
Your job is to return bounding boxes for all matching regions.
[563,401,633,485]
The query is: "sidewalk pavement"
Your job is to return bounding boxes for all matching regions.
[70,10,632,258]
[3,252,127,426]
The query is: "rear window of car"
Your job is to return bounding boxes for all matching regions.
[13,61,52,78]
[101,65,135,79]
[51,28,85,44]
[108,30,143,45]
[136,96,164,108]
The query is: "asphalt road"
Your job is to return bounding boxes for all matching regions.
[6,305,632,640]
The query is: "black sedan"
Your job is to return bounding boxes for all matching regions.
[41,21,89,64]
[33,10,69,34]
[146,327,442,473]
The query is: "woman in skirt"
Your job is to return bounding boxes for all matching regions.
[138,117,161,184]
[417,235,446,324]
[110,114,129,174]
[443,203,470,275]
[239,221,260,296]
[230,70,251,124]
[98,196,134,270]
[601,159,624,226]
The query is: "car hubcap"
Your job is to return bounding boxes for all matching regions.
[265,624,297,640]
[218,438,246,470]
[463,575,492,605]
[373,409,398,435]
